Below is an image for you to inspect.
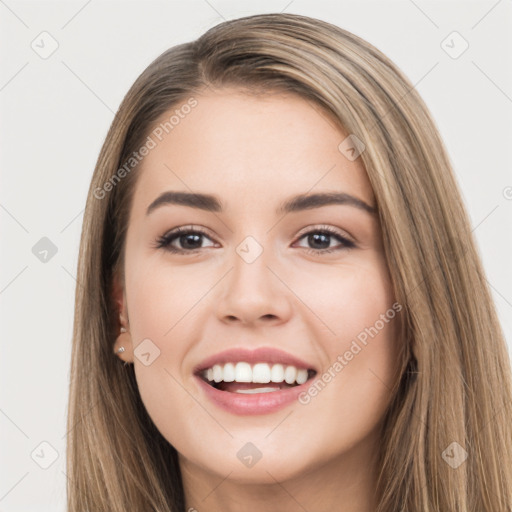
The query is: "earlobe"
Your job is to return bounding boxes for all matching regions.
[113,315,134,364]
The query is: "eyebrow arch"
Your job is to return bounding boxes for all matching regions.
[146,191,377,216]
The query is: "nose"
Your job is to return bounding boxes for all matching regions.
[216,245,293,327]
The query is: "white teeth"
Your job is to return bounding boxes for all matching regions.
[213,364,223,383]
[252,363,271,383]
[223,362,235,382]
[296,368,308,384]
[284,365,297,384]
[201,362,311,386]
[271,364,284,382]
[235,362,252,382]
[235,387,280,394]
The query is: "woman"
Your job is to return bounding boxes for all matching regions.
[66,12,512,512]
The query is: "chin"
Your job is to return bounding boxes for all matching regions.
[195,443,314,484]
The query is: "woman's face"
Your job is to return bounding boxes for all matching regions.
[115,88,401,485]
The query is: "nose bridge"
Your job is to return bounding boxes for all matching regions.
[216,233,292,324]
[230,233,274,301]
[233,235,270,289]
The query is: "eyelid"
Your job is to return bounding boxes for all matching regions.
[160,225,216,246]
[155,223,357,253]
[293,225,357,253]
[295,224,355,243]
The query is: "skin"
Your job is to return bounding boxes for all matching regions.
[112,88,402,512]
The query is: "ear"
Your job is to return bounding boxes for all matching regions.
[111,269,134,363]
[112,268,129,328]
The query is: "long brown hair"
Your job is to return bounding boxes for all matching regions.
[67,12,512,511]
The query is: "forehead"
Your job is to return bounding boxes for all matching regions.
[130,89,374,214]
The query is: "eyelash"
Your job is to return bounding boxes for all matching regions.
[153,225,356,256]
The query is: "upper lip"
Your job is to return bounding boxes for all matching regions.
[193,346,317,375]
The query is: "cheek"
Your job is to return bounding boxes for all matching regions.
[124,258,211,442]
[126,257,208,341]
[294,257,400,417]
[293,256,396,348]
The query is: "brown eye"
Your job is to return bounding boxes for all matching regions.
[295,226,356,255]
[155,227,216,254]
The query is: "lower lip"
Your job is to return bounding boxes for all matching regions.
[195,375,311,415]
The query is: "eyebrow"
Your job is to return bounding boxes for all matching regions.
[146,191,377,216]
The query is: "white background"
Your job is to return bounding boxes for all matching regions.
[1,1,511,510]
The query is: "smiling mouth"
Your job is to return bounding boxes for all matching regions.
[208,380,314,393]
[197,362,317,394]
